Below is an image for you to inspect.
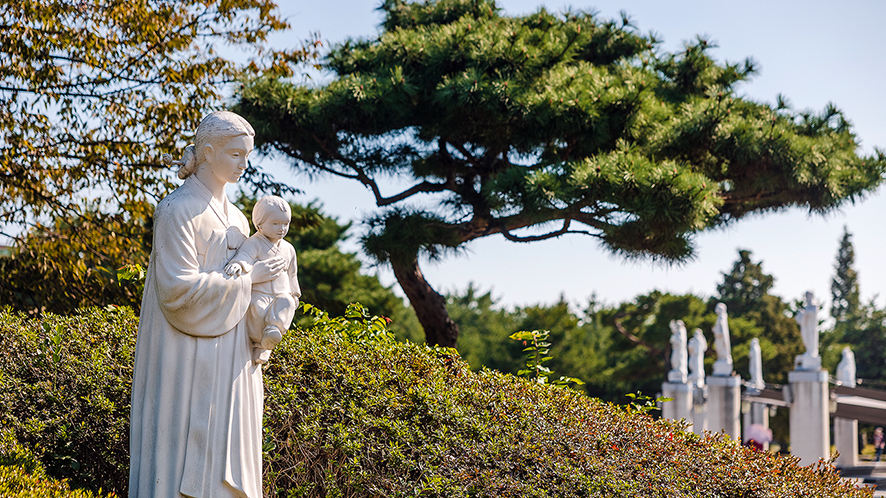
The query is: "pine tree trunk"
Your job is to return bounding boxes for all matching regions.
[391,256,459,347]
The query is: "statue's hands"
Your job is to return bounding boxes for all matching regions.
[252,256,285,284]
[225,262,243,277]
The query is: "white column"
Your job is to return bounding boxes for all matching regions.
[692,385,708,435]
[707,374,741,439]
[834,418,858,467]
[788,370,830,466]
[662,382,694,429]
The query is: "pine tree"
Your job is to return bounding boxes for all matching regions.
[830,226,861,323]
[236,0,886,346]
[825,227,886,386]
[716,249,774,316]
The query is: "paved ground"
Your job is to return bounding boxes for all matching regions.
[839,461,886,494]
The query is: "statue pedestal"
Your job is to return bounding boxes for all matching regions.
[742,402,770,450]
[712,359,733,377]
[795,353,822,371]
[788,369,830,466]
[707,374,741,440]
[834,418,858,468]
[692,385,708,435]
[661,382,694,428]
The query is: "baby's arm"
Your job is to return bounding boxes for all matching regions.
[224,261,245,277]
[286,243,301,303]
[225,238,260,277]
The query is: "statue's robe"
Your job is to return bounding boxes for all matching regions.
[129,176,262,498]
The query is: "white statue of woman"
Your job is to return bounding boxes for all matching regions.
[836,347,857,388]
[712,302,733,376]
[687,328,707,387]
[129,111,285,498]
[748,338,764,391]
[668,319,688,383]
[795,291,820,369]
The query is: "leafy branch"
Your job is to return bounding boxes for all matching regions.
[509,329,584,387]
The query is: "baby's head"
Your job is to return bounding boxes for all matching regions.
[253,196,291,242]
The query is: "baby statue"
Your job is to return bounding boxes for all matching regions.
[225,195,301,364]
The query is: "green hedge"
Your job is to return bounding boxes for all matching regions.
[0,306,872,497]
[0,307,135,493]
[0,464,116,497]
[263,305,868,497]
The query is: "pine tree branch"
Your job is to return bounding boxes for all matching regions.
[454,205,610,244]
[276,144,361,180]
[499,218,596,242]
[288,136,451,207]
[613,311,663,356]
[449,141,481,168]
[375,181,450,206]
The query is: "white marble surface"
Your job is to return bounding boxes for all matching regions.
[837,347,857,388]
[789,369,830,466]
[795,291,822,371]
[667,320,688,384]
[129,111,276,498]
[687,329,707,388]
[712,303,734,376]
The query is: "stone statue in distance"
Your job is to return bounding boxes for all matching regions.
[687,328,707,387]
[836,347,856,388]
[794,291,822,371]
[748,338,764,392]
[668,319,688,384]
[712,303,733,376]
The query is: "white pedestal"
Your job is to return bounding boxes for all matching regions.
[707,374,741,440]
[834,417,858,468]
[788,369,830,466]
[742,402,770,450]
[662,382,694,428]
[795,353,822,372]
[713,359,733,377]
[692,385,708,435]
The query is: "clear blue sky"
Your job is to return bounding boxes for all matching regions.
[255,0,886,313]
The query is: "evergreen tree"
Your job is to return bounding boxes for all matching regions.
[451,288,607,396]
[841,307,886,386]
[716,249,774,316]
[824,227,886,386]
[237,0,886,346]
[447,285,522,372]
[830,226,861,323]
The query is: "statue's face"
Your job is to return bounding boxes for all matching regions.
[206,134,254,184]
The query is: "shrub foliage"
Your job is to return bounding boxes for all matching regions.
[0,307,136,493]
[0,306,872,497]
[263,304,868,497]
[0,464,115,497]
